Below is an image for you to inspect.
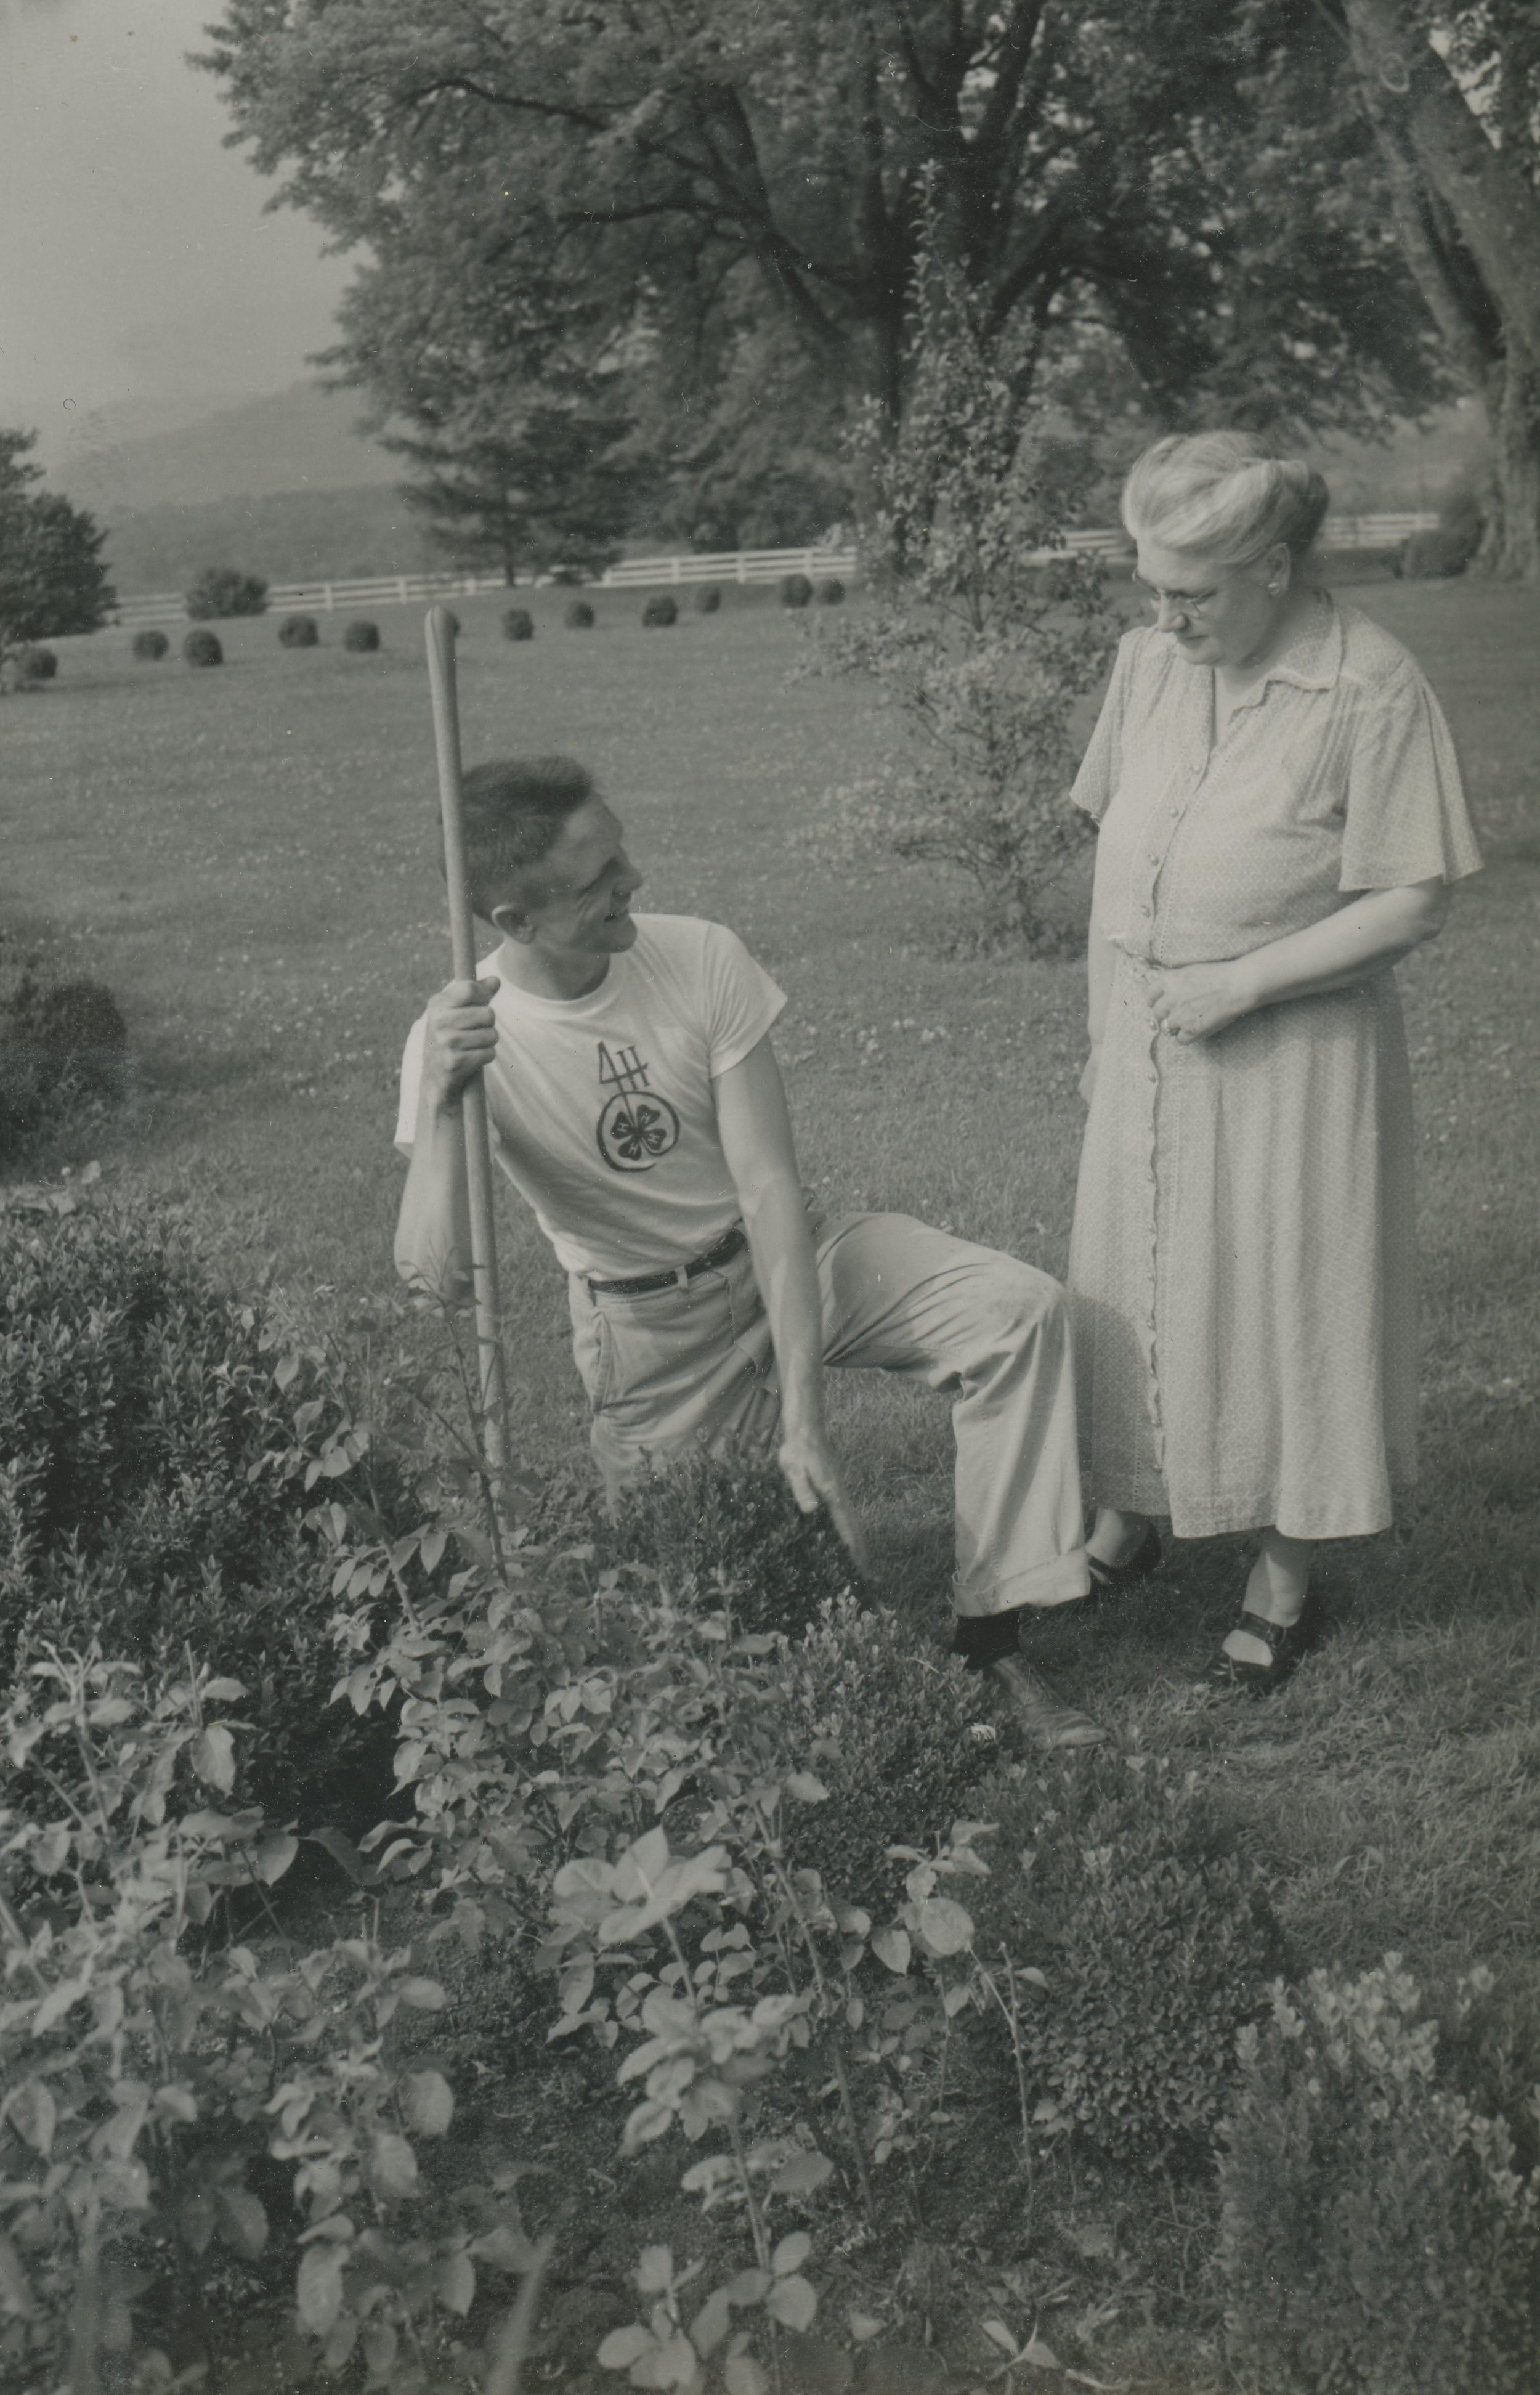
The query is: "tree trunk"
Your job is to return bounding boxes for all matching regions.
[1342,0,1540,581]
[1478,342,1540,581]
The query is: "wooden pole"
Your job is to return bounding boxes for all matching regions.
[424,604,511,1512]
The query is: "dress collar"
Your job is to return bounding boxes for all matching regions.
[1241,588,1342,697]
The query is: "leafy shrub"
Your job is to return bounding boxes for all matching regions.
[502,606,535,641]
[342,618,381,652]
[694,584,723,614]
[1401,526,1478,579]
[641,592,678,627]
[131,626,169,660]
[185,566,268,620]
[601,1451,859,1640]
[440,608,461,637]
[0,970,128,1163]
[1219,1959,1540,2393]
[182,627,223,667]
[815,578,845,606]
[277,611,319,648]
[968,1752,1281,2162]
[0,1193,413,1824]
[14,644,58,681]
[780,572,813,608]
[808,198,1114,954]
[752,1596,999,1913]
[565,599,596,628]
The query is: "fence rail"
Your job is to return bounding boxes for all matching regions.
[105,517,1440,630]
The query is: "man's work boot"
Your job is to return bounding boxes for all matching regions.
[990,1653,1108,1751]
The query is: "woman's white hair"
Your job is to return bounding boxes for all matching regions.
[1121,431,1330,567]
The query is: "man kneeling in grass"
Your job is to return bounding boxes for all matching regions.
[394,756,1101,1751]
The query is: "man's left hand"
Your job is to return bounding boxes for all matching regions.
[778,1420,871,1576]
[1148,959,1255,1043]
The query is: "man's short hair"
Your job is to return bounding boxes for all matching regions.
[458,757,597,920]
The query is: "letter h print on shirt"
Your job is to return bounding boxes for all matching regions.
[594,1040,681,1173]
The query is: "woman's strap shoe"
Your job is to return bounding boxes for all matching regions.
[1202,1601,1317,1696]
[1085,1522,1162,1598]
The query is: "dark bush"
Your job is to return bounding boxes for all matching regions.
[564,600,596,630]
[0,972,128,1161]
[815,579,846,606]
[752,1598,999,1915]
[342,619,381,653]
[642,593,678,628]
[131,628,170,661]
[780,572,813,609]
[0,1197,416,1826]
[185,567,268,621]
[968,1751,1281,2163]
[603,1452,859,1642]
[694,585,723,614]
[15,646,59,681]
[439,609,461,638]
[1400,527,1478,580]
[501,608,535,642]
[277,613,319,649]
[182,628,223,668]
[1220,1959,1540,2393]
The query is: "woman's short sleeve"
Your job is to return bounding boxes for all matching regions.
[1340,665,1483,890]
[1071,631,1140,824]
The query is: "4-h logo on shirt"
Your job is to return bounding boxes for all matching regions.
[595,1041,681,1173]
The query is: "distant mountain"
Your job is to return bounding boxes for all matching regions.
[46,383,399,516]
[101,483,443,595]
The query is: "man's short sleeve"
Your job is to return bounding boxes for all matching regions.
[699,923,787,1077]
[395,1015,426,1154]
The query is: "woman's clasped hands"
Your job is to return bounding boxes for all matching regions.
[1148,957,1256,1043]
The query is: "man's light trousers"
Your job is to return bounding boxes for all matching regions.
[567,1211,1090,1617]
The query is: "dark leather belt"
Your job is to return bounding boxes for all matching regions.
[585,1222,747,1298]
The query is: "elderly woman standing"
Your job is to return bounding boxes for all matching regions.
[1068,431,1481,1689]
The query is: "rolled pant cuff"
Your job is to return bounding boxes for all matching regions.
[954,1547,1091,1620]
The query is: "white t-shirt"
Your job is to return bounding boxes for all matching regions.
[395,913,786,1277]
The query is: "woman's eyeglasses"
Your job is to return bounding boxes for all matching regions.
[1130,571,1222,619]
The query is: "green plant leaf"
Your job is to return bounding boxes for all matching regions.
[765,2274,817,2331]
[917,1896,973,1957]
[769,2150,833,2196]
[192,1725,237,1794]
[401,2069,454,2136]
[369,2130,419,2200]
[214,2187,269,2259]
[297,2245,345,2336]
[635,2245,675,2295]
[598,2324,655,2370]
[872,1927,911,1975]
[436,2251,476,2315]
[771,2233,811,2275]
[724,2352,770,2395]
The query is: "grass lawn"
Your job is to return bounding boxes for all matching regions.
[4,572,1540,2378]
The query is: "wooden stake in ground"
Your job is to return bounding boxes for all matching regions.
[424,604,512,1521]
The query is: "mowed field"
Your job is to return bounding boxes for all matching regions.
[5,573,1539,1996]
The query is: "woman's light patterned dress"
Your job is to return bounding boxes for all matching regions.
[1067,592,1482,1541]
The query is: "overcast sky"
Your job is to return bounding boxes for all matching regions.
[0,0,352,446]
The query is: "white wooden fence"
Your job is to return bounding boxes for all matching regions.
[105,518,1438,631]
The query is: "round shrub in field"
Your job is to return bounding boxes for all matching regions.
[642,592,678,628]
[131,628,170,661]
[1400,527,1477,580]
[754,1597,999,1917]
[968,1751,1282,2163]
[277,613,319,649]
[182,628,223,667]
[185,566,268,620]
[342,619,381,653]
[1,970,129,1161]
[17,646,59,681]
[780,572,813,608]
[564,600,596,630]
[0,1195,427,1826]
[816,577,846,605]
[440,609,461,638]
[501,607,535,641]
[694,584,723,614]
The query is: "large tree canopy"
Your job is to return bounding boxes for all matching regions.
[201,0,1448,537]
[0,432,115,648]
